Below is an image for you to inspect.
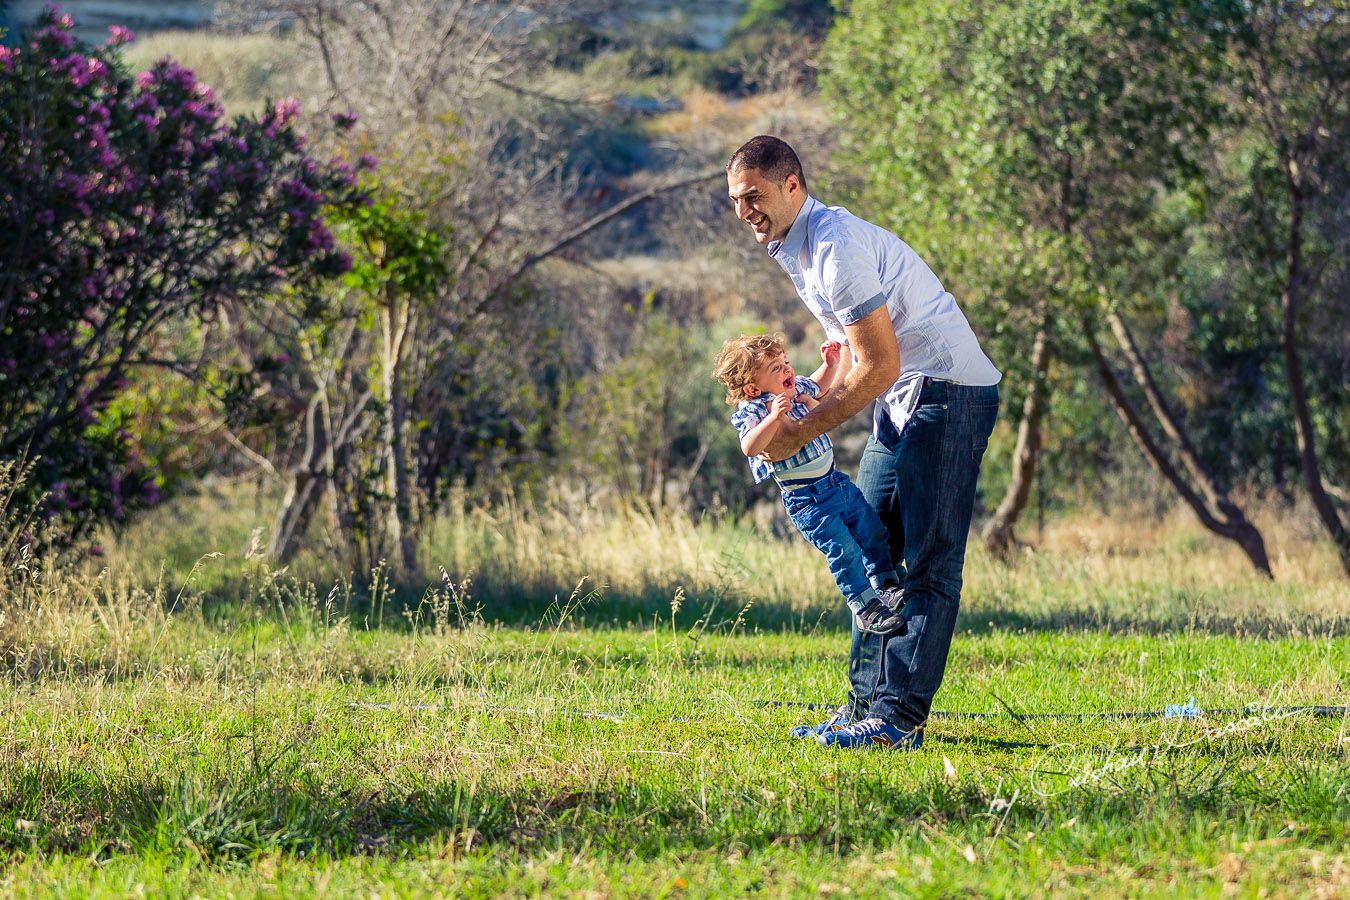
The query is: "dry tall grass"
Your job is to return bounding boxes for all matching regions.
[40,477,1341,636]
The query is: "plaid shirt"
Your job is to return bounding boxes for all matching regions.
[731,376,834,485]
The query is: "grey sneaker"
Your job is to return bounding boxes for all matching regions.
[879,585,906,613]
[855,597,905,635]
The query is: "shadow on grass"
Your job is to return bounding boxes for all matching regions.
[3,751,1345,866]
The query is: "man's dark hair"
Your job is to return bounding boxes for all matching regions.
[726,135,807,192]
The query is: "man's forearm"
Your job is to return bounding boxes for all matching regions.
[762,358,892,456]
[760,307,899,460]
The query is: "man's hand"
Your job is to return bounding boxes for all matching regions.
[820,340,842,366]
[760,306,899,461]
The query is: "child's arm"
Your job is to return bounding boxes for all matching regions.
[810,341,845,398]
[740,393,792,457]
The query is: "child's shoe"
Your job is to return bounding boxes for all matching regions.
[855,597,905,635]
[817,717,923,750]
[789,704,853,738]
[879,585,906,613]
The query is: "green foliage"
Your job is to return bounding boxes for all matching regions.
[822,0,1246,508]
[563,300,748,510]
[333,197,449,304]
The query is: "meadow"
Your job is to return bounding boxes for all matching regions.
[1,483,1346,897]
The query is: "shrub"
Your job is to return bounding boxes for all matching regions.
[0,8,365,544]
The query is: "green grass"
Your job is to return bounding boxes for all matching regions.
[2,490,1347,897]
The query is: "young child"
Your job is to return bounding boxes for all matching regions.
[713,333,904,634]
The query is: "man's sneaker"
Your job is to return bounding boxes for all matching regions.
[817,717,923,750]
[789,704,852,739]
[855,597,905,635]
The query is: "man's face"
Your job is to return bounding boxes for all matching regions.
[727,166,803,245]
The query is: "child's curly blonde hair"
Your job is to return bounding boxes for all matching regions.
[712,332,787,406]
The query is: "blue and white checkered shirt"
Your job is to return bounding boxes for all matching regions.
[731,376,835,485]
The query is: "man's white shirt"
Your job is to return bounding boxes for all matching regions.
[767,195,1001,435]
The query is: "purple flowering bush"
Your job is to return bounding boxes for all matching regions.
[0,8,366,543]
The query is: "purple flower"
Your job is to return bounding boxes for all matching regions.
[106,25,136,47]
[89,544,105,558]
[59,53,93,88]
[0,47,17,72]
[282,178,322,208]
[37,209,55,226]
[330,157,358,186]
[273,97,301,125]
[35,25,75,51]
[306,221,335,252]
[332,110,359,130]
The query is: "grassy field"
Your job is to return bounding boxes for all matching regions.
[2,487,1347,897]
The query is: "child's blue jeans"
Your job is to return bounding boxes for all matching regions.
[779,468,898,615]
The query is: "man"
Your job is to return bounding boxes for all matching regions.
[727,135,1000,750]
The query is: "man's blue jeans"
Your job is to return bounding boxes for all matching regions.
[849,379,999,730]
[780,469,898,615]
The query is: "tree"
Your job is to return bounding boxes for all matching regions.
[329,197,448,574]
[0,9,362,542]
[825,0,1273,574]
[204,1,729,570]
[1224,0,1350,574]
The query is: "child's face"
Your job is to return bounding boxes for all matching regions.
[746,353,795,398]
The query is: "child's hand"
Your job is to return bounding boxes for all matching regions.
[768,391,793,420]
[821,340,842,365]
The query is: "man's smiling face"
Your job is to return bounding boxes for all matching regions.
[727,166,804,245]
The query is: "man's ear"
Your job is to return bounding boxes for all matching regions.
[784,173,801,196]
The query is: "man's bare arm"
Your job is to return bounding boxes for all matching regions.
[761,308,899,460]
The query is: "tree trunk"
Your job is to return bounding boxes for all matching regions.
[982,308,1052,556]
[1084,322,1273,577]
[270,393,331,563]
[381,297,419,576]
[1277,198,1350,575]
[1104,308,1267,536]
